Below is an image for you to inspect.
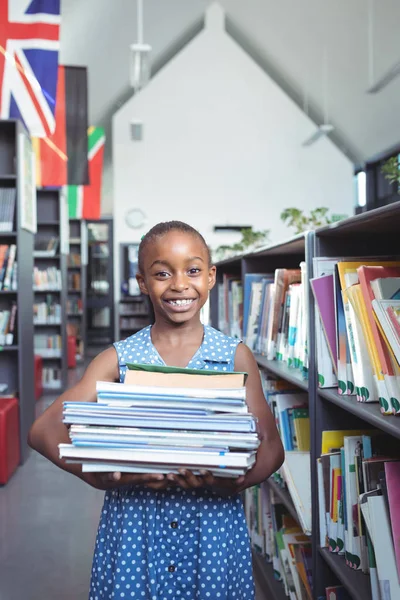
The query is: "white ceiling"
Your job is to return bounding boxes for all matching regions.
[60,0,400,164]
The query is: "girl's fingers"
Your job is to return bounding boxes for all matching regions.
[178,469,203,488]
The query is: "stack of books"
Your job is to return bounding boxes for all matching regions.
[312,258,400,414]
[59,364,259,477]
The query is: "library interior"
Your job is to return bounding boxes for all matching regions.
[1,1,400,600]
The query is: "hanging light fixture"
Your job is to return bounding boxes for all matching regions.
[129,0,152,92]
[302,45,334,147]
[366,0,400,94]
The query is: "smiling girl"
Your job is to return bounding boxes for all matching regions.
[28,220,284,600]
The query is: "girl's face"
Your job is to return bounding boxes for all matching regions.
[137,231,216,325]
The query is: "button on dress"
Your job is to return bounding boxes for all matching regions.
[89,325,255,600]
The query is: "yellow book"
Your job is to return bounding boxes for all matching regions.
[321,430,373,455]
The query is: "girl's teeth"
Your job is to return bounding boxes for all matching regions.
[169,299,194,306]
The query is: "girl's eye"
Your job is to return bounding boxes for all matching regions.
[155,271,170,278]
[188,268,201,275]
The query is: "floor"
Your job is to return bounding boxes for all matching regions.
[0,363,265,600]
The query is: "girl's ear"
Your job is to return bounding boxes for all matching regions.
[208,265,217,290]
[136,273,149,295]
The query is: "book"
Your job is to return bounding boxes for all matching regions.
[124,364,247,388]
[384,461,400,580]
[310,274,338,375]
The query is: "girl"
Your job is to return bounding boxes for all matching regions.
[29,221,284,600]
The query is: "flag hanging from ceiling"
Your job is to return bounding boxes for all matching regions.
[67,126,105,220]
[33,65,89,187]
[0,0,61,138]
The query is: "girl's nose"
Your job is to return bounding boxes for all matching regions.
[171,274,189,291]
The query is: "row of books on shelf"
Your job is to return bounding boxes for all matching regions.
[58,364,259,476]
[120,316,151,331]
[68,272,81,290]
[218,266,308,379]
[246,481,313,599]
[33,298,61,324]
[42,367,62,389]
[0,302,17,345]
[247,483,349,600]
[33,267,61,291]
[67,298,83,315]
[34,235,59,256]
[119,301,149,316]
[0,188,16,232]
[318,428,400,599]
[67,253,81,267]
[34,334,62,357]
[312,258,400,416]
[0,244,17,290]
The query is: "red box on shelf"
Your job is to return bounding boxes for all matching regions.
[0,397,20,485]
[34,354,43,400]
[68,335,76,369]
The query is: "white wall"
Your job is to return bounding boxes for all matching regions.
[112,3,353,303]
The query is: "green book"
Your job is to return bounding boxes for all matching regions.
[126,362,248,380]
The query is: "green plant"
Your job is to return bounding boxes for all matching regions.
[213,227,270,262]
[381,156,400,186]
[280,207,347,234]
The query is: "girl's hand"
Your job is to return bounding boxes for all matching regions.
[83,471,171,491]
[168,469,244,497]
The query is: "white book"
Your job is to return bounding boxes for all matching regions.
[79,462,243,478]
[368,495,400,599]
[344,436,362,570]
[281,451,312,536]
[59,443,256,469]
[96,380,246,401]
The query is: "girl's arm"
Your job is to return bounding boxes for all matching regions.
[233,342,285,490]
[28,347,168,490]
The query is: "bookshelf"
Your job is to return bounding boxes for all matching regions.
[34,189,68,391]
[86,218,114,352]
[117,242,153,339]
[68,218,87,362]
[210,201,400,600]
[0,119,35,462]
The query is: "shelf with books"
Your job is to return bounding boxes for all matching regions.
[118,242,153,340]
[0,119,35,464]
[319,548,372,600]
[255,354,309,391]
[252,552,287,600]
[67,219,87,363]
[34,189,68,392]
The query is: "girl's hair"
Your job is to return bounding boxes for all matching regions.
[138,221,212,272]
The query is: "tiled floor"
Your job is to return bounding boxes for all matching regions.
[0,365,265,600]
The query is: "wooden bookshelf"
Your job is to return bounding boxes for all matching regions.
[34,189,68,392]
[0,119,35,462]
[211,202,400,600]
[68,219,87,362]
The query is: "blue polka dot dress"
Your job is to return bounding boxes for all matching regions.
[89,325,255,600]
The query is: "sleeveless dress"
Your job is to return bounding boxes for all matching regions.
[89,325,255,600]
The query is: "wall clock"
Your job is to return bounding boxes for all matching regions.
[125,208,147,229]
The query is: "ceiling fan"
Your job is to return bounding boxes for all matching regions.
[302,124,334,147]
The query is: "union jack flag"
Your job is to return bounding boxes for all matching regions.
[0,0,61,138]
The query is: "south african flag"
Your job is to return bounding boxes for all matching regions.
[66,126,105,220]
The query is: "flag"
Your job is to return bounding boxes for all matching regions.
[67,126,105,220]
[33,65,89,187]
[0,0,61,137]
